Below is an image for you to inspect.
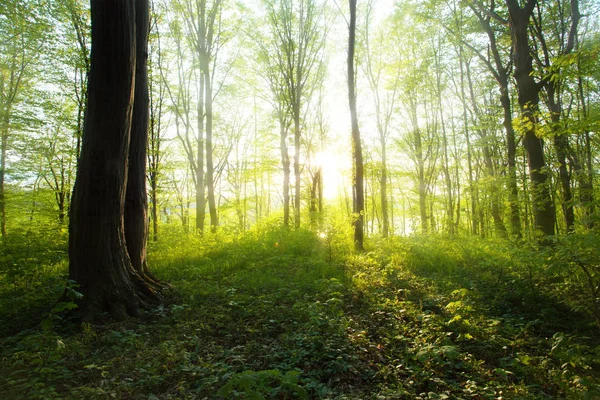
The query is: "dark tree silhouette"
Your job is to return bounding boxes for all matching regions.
[69,0,162,321]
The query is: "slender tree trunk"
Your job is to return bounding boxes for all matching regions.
[196,74,205,233]
[501,89,522,238]
[0,110,8,238]
[280,121,290,227]
[380,141,389,237]
[294,112,301,229]
[205,70,218,232]
[309,168,320,228]
[415,127,427,234]
[458,48,477,235]
[548,82,575,232]
[348,0,364,251]
[577,73,595,227]
[464,62,507,238]
[439,100,453,236]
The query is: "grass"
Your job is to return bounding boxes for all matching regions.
[1,227,599,399]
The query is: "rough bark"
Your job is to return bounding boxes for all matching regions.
[69,0,160,321]
[125,0,164,290]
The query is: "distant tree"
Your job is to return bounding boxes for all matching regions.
[348,0,364,251]
[263,0,327,229]
[69,0,162,320]
[362,1,399,238]
[148,3,166,242]
[0,0,48,237]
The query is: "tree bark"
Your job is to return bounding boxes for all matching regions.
[348,0,364,251]
[69,0,160,321]
[506,0,556,238]
[125,0,164,290]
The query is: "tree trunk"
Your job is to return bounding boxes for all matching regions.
[309,168,320,229]
[506,0,555,238]
[205,69,218,233]
[577,73,595,228]
[0,110,8,238]
[548,81,575,232]
[469,0,522,239]
[69,0,160,321]
[125,0,163,290]
[458,48,477,235]
[294,112,301,229]
[280,120,290,227]
[348,0,364,251]
[501,88,522,238]
[380,141,389,237]
[196,72,206,234]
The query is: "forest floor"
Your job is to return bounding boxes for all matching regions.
[1,227,599,399]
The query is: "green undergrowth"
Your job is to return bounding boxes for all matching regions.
[1,227,599,399]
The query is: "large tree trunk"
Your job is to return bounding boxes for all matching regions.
[125,0,164,290]
[69,0,160,321]
[348,0,364,251]
[506,0,556,238]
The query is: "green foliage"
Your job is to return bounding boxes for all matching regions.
[1,231,600,399]
[218,369,308,399]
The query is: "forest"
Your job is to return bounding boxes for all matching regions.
[0,0,599,398]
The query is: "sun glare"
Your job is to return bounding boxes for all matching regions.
[315,148,346,200]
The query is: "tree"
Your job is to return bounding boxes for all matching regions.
[148,2,166,242]
[69,0,161,320]
[0,1,48,237]
[505,0,556,238]
[362,2,399,238]
[348,0,364,250]
[463,0,522,238]
[531,0,581,232]
[263,0,327,229]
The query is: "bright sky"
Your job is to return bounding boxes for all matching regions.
[319,0,395,199]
